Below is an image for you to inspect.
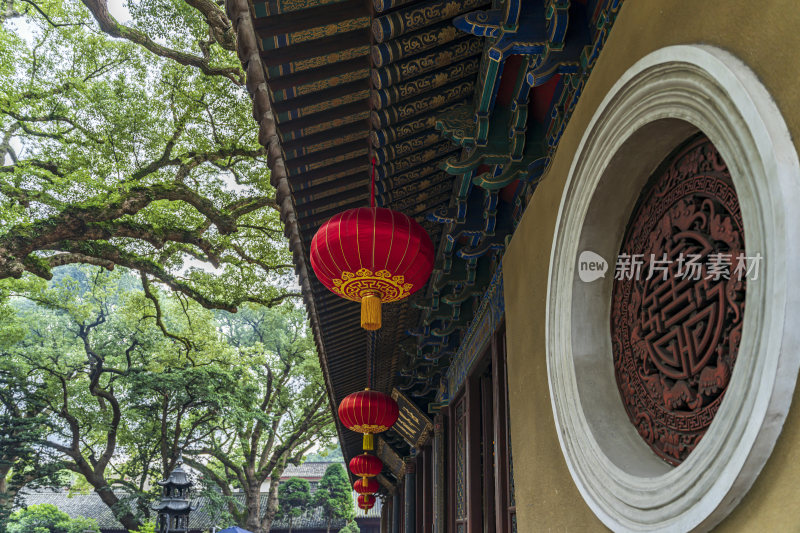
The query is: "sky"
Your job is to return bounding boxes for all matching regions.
[107,0,132,22]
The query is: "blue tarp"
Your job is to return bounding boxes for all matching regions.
[218,527,253,533]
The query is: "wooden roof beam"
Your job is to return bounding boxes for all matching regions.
[293,173,369,203]
[282,121,368,155]
[252,0,368,39]
[266,56,369,91]
[285,140,367,173]
[289,159,369,191]
[278,99,370,136]
[272,79,368,116]
[298,188,370,214]
[298,199,366,230]
[260,28,371,68]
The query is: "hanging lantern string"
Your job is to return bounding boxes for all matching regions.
[367,330,378,389]
[370,157,376,209]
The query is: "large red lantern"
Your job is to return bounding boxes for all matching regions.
[349,453,383,484]
[354,477,379,494]
[309,188,434,330]
[338,389,399,451]
[358,493,376,513]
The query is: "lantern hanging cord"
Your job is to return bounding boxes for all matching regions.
[370,157,376,209]
[367,330,378,389]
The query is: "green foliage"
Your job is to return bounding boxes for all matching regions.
[187,302,335,531]
[0,0,294,311]
[304,444,344,463]
[339,521,361,533]
[5,504,99,533]
[278,477,311,521]
[131,520,156,533]
[313,464,355,529]
[0,264,334,531]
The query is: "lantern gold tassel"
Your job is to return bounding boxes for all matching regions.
[363,433,374,451]
[361,293,382,330]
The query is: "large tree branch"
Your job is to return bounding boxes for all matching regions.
[183,0,237,51]
[140,273,193,353]
[51,241,240,311]
[80,0,244,84]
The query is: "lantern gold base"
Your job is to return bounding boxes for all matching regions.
[363,433,374,451]
[361,294,382,330]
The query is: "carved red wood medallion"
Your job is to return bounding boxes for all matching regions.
[611,135,746,465]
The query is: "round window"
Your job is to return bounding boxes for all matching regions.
[547,45,800,531]
[611,135,745,466]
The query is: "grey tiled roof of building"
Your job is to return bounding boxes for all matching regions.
[280,461,340,480]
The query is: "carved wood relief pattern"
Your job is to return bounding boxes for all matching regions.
[611,135,746,465]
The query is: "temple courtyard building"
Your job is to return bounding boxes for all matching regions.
[223,0,800,530]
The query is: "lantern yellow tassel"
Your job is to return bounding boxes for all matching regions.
[363,433,374,451]
[361,293,382,330]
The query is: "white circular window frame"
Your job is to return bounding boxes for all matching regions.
[547,45,800,532]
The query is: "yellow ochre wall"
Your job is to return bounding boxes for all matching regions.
[503,1,800,531]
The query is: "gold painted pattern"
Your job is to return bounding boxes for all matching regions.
[373,37,482,89]
[385,142,456,176]
[333,267,414,302]
[258,0,345,16]
[285,16,370,47]
[371,23,460,67]
[384,163,441,185]
[392,81,473,122]
[374,0,489,42]
[291,45,370,72]
[295,89,370,118]
[300,111,369,136]
[375,57,479,109]
[293,68,370,97]
[350,423,391,433]
[382,132,441,160]
[291,131,366,157]
[304,147,368,171]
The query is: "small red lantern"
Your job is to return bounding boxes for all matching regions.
[349,453,383,485]
[358,493,376,513]
[354,477,379,494]
[338,389,399,451]
[310,206,434,330]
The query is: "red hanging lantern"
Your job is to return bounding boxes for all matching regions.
[349,453,383,485]
[357,493,376,513]
[309,160,434,330]
[338,389,399,451]
[354,477,379,494]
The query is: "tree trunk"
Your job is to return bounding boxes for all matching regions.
[244,481,263,533]
[93,482,141,531]
[288,516,293,533]
[326,518,331,533]
[258,470,281,533]
[0,468,16,525]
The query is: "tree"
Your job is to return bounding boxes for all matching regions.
[0,348,65,529]
[313,464,355,533]
[277,477,310,533]
[0,0,295,312]
[184,304,335,533]
[5,504,99,533]
[304,445,344,463]
[0,263,335,533]
[0,265,244,530]
[340,521,361,533]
